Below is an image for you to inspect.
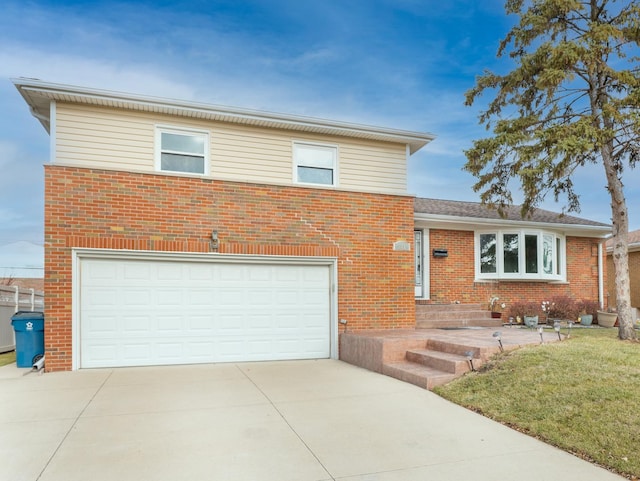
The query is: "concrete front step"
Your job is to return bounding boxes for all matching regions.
[340,328,556,391]
[416,318,503,329]
[425,338,494,359]
[406,349,473,375]
[416,303,483,311]
[415,303,503,329]
[382,361,457,390]
[416,310,493,321]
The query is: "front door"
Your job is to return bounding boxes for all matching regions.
[414,229,428,298]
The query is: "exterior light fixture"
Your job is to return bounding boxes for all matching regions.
[508,317,514,328]
[538,326,544,344]
[567,320,574,339]
[339,318,348,333]
[553,321,562,341]
[210,230,219,251]
[464,350,475,371]
[492,331,503,352]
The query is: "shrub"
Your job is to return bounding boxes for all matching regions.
[508,300,540,320]
[577,299,599,317]
[544,295,579,320]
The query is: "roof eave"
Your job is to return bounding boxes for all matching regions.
[414,212,612,237]
[606,241,640,253]
[12,78,435,153]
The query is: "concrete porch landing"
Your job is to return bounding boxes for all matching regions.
[340,327,559,390]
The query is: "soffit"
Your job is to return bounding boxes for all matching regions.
[13,78,435,154]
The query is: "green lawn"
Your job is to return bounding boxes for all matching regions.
[435,328,640,478]
[0,350,16,367]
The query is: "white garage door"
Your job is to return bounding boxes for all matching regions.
[79,257,332,368]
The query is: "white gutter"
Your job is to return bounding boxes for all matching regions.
[414,212,612,237]
[598,242,604,309]
[49,101,56,164]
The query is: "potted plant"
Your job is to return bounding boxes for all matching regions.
[488,296,504,318]
[597,308,618,328]
[577,299,599,326]
[508,300,539,327]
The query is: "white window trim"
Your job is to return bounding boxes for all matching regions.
[155,125,210,176]
[475,229,566,282]
[292,140,339,187]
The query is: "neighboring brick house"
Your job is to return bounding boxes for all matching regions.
[606,229,640,313]
[14,79,611,372]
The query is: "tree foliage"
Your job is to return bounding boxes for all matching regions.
[464,0,640,339]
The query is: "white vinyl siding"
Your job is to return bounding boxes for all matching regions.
[56,104,155,171]
[54,104,409,194]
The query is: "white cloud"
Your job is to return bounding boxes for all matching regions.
[1,46,198,101]
[0,241,43,278]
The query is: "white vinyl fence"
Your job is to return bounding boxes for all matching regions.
[0,285,45,353]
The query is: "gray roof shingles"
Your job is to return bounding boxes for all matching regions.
[414,197,611,228]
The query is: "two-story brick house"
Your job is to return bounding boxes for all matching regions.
[14,78,611,372]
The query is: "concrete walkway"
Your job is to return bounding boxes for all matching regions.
[0,359,623,481]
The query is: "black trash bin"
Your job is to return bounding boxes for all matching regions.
[11,311,45,368]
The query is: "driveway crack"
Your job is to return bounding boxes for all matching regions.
[236,364,336,481]
[36,370,114,480]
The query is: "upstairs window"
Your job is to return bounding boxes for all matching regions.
[476,230,565,281]
[156,127,208,175]
[293,141,337,186]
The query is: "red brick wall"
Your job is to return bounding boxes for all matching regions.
[44,165,416,371]
[428,228,604,311]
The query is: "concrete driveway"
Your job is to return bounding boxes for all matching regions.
[0,359,623,481]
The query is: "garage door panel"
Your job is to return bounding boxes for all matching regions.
[156,263,183,280]
[85,343,118,363]
[123,262,150,280]
[187,315,216,332]
[84,287,119,307]
[124,342,153,359]
[218,264,244,282]
[188,289,216,305]
[218,289,245,306]
[248,265,272,281]
[121,314,153,334]
[84,314,118,336]
[79,258,331,368]
[156,289,183,306]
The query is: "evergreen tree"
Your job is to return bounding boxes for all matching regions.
[465,0,640,339]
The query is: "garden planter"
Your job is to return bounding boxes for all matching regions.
[597,311,617,328]
[579,314,593,326]
[524,315,539,328]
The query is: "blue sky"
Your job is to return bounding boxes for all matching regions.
[1,0,639,277]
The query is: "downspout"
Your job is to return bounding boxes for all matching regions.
[598,242,604,309]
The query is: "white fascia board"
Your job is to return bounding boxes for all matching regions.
[606,241,640,254]
[12,78,435,153]
[414,212,612,238]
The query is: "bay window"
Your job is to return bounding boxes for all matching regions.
[476,230,565,281]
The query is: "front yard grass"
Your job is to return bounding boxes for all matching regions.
[0,350,16,367]
[435,328,640,479]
